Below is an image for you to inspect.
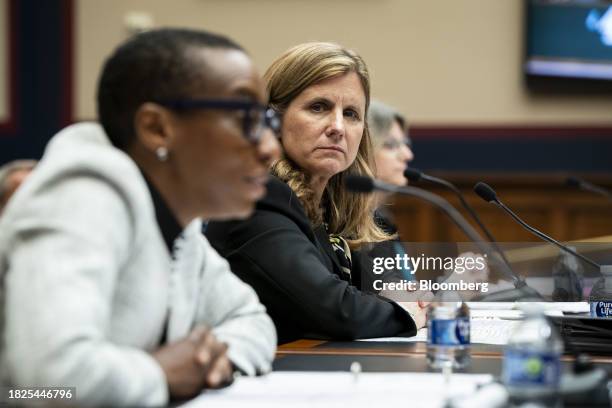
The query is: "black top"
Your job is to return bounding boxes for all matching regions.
[142,173,183,345]
[143,175,182,254]
[206,176,416,344]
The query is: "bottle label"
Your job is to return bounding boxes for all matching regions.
[503,349,560,387]
[428,317,470,346]
[590,301,612,318]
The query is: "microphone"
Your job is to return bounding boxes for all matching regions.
[473,182,497,203]
[566,176,612,200]
[404,168,512,269]
[473,181,600,270]
[345,175,378,193]
[404,168,423,183]
[346,175,534,293]
[346,175,486,243]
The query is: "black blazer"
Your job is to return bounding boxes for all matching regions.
[206,176,416,344]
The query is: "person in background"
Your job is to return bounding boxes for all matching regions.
[366,100,415,281]
[207,42,427,345]
[0,28,279,406]
[368,100,414,195]
[0,160,37,215]
[367,100,488,296]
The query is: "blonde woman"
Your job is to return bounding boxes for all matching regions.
[207,42,426,344]
[367,100,415,236]
[367,100,488,296]
[366,100,415,281]
[368,100,414,199]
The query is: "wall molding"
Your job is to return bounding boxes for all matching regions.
[0,0,19,134]
[410,125,612,140]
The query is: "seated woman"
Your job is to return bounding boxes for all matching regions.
[0,29,279,405]
[367,100,488,297]
[366,100,415,281]
[206,42,425,345]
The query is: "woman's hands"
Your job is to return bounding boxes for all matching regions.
[398,290,433,329]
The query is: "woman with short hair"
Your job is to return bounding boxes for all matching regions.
[0,28,279,405]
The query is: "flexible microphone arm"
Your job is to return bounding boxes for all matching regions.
[405,168,512,269]
[474,182,600,270]
[351,177,526,288]
[566,176,612,200]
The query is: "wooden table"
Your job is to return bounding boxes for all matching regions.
[274,339,612,375]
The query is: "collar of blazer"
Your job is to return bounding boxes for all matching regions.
[258,176,350,281]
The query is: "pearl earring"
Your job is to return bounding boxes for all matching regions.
[156,146,168,162]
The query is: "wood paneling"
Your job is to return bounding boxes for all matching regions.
[392,172,612,243]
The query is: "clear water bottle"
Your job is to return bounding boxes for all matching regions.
[552,246,584,302]
[426,290,470,369]
[589,265,612,318]
[502,305,563,406]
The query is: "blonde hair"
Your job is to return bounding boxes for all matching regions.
[264,42,389,247]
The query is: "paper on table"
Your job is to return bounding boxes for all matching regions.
[470,319,519,344]
[471,309,523,319]
[467,302,517,310]
[360,318,519,345]
[180,372,493,408]
[358,303,589,345]
[541,302,590,316]
[467,301,589,314]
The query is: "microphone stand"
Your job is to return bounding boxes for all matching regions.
[494,200,599,270]
[408,169,513,271]
[374,180,542,301]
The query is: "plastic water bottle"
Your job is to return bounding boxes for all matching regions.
[502,305,563,406]
[552,246,584,301]
[589,265,612,318]
[426,290,470,369]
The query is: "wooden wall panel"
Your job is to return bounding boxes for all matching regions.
[392,173,612,243]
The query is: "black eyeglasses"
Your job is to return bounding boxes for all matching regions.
[155,99,281,143]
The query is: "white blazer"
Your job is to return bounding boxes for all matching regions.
[0,123,276,406]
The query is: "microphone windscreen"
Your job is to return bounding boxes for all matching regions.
[404,168,422,182]
[565,176,582,188]
[345,175,375,193]
[474,182,498,203]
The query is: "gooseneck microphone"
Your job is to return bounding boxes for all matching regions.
[347,176,486,245]
[473,181,600,270]
[346,175,529,291]
[566,176,612,200]
[404,168,512,269]
[403,168,424,183]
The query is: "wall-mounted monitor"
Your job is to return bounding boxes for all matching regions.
[525,0,612,92]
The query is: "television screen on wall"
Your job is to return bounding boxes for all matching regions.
[525,0,612,91]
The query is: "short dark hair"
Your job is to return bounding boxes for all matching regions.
[97,28,244,149]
